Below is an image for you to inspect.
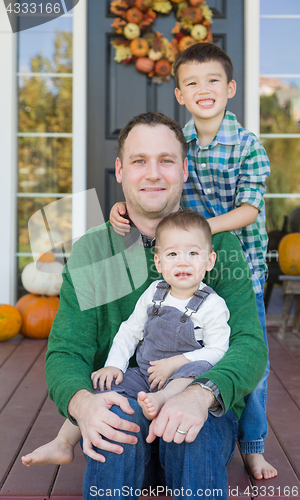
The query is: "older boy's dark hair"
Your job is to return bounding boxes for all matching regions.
[155,210,213,253]
[173,42,234,88]
[117,111,188,161]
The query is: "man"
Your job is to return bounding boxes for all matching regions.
[46,112,268,499]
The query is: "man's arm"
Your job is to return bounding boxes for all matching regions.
[45,227,142,460]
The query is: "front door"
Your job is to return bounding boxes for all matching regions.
[87,0,244,221]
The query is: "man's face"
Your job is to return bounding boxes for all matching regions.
[115,124,188,219]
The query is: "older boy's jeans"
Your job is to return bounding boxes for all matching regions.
[238,276,269,454]
[82,400,238,500]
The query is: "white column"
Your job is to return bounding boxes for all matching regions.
[244,0,260,136]
[72,0,88,240]
[0,3,17,304]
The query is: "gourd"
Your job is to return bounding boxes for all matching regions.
[278,233,300,275]
[130,38,149,57]
[135,57,155,73]
[16,294,60,339]
[126,7,143,24]
[155,59,172,76]
[0,304,22,342]
[178,36,197,52]
[21,252,63,296]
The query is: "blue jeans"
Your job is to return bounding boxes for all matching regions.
[83,400,238,500]
[238,276,269,454]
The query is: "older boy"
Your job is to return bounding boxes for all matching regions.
[173,42,274,479]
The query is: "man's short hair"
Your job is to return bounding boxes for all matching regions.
[117,111,188,161]
[155,210,213,253]
[173,42,234,88]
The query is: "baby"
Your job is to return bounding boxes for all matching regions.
[22,210,230,466]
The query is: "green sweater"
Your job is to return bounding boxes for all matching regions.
[45,223,268,420]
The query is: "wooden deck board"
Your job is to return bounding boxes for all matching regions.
[0,325,299,500]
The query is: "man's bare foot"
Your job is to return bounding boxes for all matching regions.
[243,453,278,480]
[137,391,167,420]
[21,438,74,466]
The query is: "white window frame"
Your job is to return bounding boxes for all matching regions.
[244,0,260,136]
[0,4,17,305]
[0,0,87,304]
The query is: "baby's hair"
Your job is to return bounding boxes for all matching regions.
[117,111,188,161]
[155,210,213,253]
[173,42,234,88]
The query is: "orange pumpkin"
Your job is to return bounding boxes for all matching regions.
[130,37,149,57]
[178,36,197,52]
[278,233,300,275]
[189,0,205,6]
[155,59,172,76]
[16,294,59,339]
[135,57,155,73]
[0,304,22,342]
[126,7,143,24]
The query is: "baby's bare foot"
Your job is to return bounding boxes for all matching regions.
[243,453,278,480]
[137,391,167,420]
[21,438,74,467]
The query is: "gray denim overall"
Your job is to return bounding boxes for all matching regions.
[98,281,215,399]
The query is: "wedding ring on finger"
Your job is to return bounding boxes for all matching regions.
[176,428,187,435]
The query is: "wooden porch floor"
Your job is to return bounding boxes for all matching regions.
[0,323,300,500]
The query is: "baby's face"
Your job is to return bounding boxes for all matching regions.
[154,226,216,299]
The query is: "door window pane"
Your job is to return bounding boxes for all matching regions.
[263,138,300,194]
[18,17,73,73]
[18,196,73,255]
[260,78,300,133]
[18,137,72,193]
[18,75,72,133]
[261,0,300,15]
[260,20,300,75]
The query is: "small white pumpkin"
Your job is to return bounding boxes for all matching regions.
[21,253,63,296]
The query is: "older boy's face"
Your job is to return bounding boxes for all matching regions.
[175,60,236,123]
[115,124,188,220]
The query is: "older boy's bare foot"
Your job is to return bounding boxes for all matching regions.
[21,438,74,466]
[138,391,167,420]
[243,453,278,480]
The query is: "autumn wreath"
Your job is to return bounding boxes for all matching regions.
[110,0,213,82]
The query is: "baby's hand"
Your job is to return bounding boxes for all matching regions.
[147,355,189,391]
[110,202,130,236]
[91,366,123,391]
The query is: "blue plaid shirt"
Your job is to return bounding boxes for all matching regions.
[181,111,270,295]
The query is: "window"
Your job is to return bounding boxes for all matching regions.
[260,0,300,234]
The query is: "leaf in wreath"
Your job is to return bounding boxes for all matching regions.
[135,0,153,11]
[201,4,213,22]
[110,0,130,18]
[180,7,203,24]
[153,1,173,14]
[165,39,179,62]
[113,44,133,62]
[111,17,127,34]
[139,8,157,29]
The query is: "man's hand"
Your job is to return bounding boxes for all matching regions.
[91,366,123,390]
[148,355,189,391]
[146,384,214,444]
[68,389,140,463]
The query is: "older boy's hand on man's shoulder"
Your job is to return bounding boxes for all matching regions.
[68,389,140,462]
[146,384,214,444]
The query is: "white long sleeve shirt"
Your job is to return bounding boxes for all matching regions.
[105,280,230,373]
